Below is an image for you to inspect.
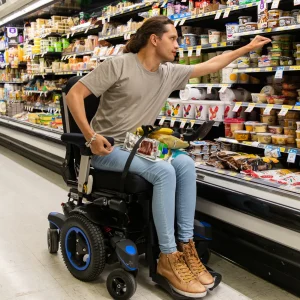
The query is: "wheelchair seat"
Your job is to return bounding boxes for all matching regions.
[91,169,152,194]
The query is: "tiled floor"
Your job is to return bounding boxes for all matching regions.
[0,145,298,300]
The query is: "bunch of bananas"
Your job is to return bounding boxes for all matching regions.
[135,127,189,149]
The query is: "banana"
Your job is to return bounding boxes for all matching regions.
[136,127,173,136]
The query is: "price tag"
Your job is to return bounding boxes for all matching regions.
[271,0,280,8]
[102,18,106,24]
[229,172,237,176]
[71,32,75,37]
[196,46,202,56]
[293,103,300,110]
[187,47,193,57]
[41,52,45,57]
[278,105,290,116]
[287,149,298,163]
[219,86,227,93]
[159,116,166,126]
[161,0,167,6]
[263,104,273,115]
[207,86,212,94]
[212,43,218,48]
[245,103,256,113]
[215,10,222,19]
[221,42,227,47]
[77,71,83,76]
[107,16,111,22]
[244,176,252,181]
[179,48,184,58]
[289,65,300,70]
[294,0,300,6]
[73,54,76,59]
[174,20,180,27]
[85,26,90,34]
[217,169,225,174]
[181,0,187,2]
[275,66,284,79]
[180,119,187,128]
[223,8,231,18]
[232,102,242,112]
[179,19,186,26]
[190,120,195,128]
[265,67,273,72]
[252,142,259,147]
[170,118,176,127]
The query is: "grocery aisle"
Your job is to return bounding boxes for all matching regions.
[0,145,297,300]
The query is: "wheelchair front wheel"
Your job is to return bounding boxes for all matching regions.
[47,228,59,254]
[201,249,211,265]
[106,269,137,300]
[60,214,106,282]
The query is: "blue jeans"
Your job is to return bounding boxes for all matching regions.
[91,147,197,253]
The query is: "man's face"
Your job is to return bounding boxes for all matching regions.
[155,24,179,62]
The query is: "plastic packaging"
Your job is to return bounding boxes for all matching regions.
[234,130,250,141]
[257,133,272,144]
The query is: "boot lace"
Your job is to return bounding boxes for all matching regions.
[184,241,207,274]
[173,252,196,283]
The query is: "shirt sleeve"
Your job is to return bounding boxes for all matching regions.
[79,58,120,98]
[171,64,195,91]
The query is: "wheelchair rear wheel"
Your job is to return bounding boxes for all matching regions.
[106,268,137,300]
[60,214,106,282]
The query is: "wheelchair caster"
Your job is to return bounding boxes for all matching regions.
[47,228,59,254]
[106,268,137,300]
[60,214,106,281]
[200,249,211,265]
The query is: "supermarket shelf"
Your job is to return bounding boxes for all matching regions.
[100,1,160,20]
[0,115,62,139]
[30,70,90,76]
[24,52,62,59]
[0,81,26,84]
[196,163,300,196]
[157,116,220,126]
[23,89,62,95]
[98,31,136,41]
[170,0,273,23]
[61,51,94,59]
[233,66,300,73]
[215,137,300,155]
[186,83,232,88]
[238,102,300,111]
[65,25,100,38]
[233,24,300,37]
[180,42,240,51]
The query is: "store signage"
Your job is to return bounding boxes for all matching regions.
[275,66,284,79]
[287,149,297,163]
[271,0,280,9]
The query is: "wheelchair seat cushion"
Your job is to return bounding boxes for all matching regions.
[91,169,152,194]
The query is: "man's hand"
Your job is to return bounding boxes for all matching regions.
[90,134,113,156]
[247,35,272,51]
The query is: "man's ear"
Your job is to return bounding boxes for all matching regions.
[149,34,158,47]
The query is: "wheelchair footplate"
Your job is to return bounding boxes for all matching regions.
[152,268,222,300]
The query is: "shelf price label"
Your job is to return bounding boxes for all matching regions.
[215,10,222,19]
[179,48,184,58]
[190,120,195,128]
[263,104,273,115]
[161,0,168,7]
[245,103,256,113]
[170,118,176,127]
[174,20,180,27]
[289,65,300,70]
[180,118,187,128]
[179,18,186,26]
[295,0,300,6]
[275,66,284,79]
[278,105,292,116]
[187,47,193,57]
[232,102,242,112]
[287,149,298,163]
[159,116,166,126]
[219,85,227,93]
[207,86,212,94]
[271,0,280,8]
[196,46,202,56]
[223,8,231,18]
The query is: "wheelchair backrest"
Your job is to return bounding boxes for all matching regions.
[60,76,100,183]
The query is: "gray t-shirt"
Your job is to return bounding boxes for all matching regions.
[80,53,194,145]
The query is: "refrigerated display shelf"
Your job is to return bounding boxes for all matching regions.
[215,137,300,156]
[157,116,220,126]
[179,42,240,52]
[233,66,300,73]
[234,102,300,111]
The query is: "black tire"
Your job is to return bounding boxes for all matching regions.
[201,249,211,265]
[47,228,59,254]
[60,214,106,282]
[106,269,137,300]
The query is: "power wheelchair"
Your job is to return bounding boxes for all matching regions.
[47,76,222,299]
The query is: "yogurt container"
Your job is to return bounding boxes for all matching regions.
[179,87,207,100]
[194,101,209,121]
[224,118,245,138]
[167,99,183,117]
[208,30,221,43]
[222,68,239,84]
[223,102,235,119]
[208,101,225,122]
[182,101,196,119]
[239,16,252,25]
[206,88,219,100]
[200,34,209,45]
[219,88,251,103]
[226,23,240,41]
[183,34,198,47]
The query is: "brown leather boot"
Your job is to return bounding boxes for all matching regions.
[178,240,215,289]
[157,251,207,298]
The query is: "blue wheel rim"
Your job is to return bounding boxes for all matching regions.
[65,226,91,271]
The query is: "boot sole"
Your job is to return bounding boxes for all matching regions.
[203,281,215,289]
[171,285,207,298]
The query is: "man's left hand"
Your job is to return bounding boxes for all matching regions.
[247,35,272,51]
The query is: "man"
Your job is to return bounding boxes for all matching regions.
[66,16,271,298]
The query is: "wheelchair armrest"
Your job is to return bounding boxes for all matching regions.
[61,133,114,156]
